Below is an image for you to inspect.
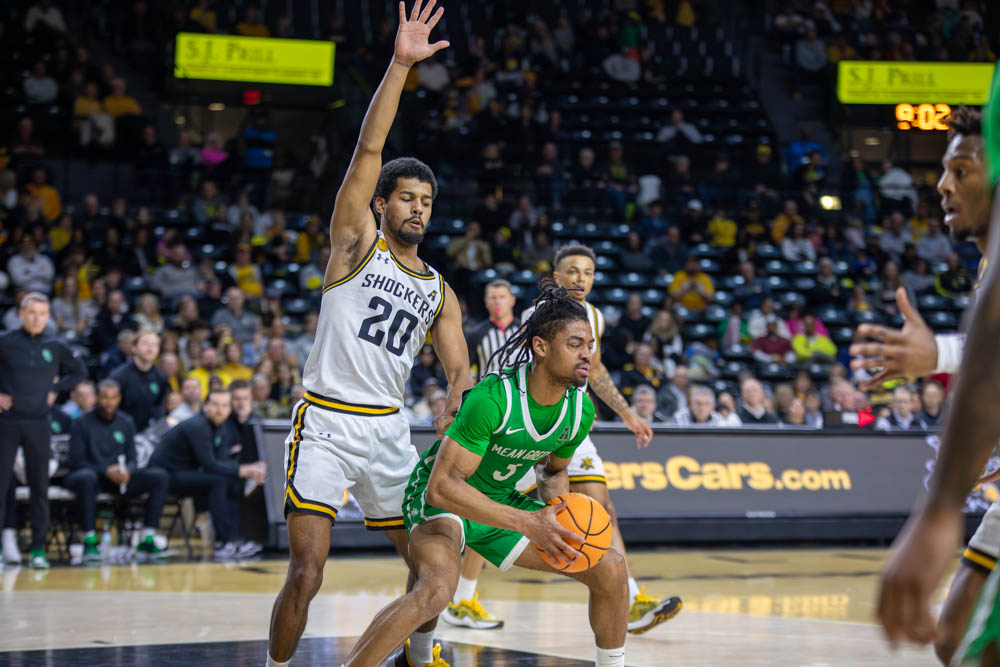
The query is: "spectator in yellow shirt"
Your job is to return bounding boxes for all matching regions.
[707,209,737,249]
[103,78,142,117]
[189,0,217,32]
[770,199,803,244]
[791,315,837,362]
[908,201,931,241]
[294,216,325,263]
[217,341,253,387]
[187,346,222,399]
[669,256,715,311]
[236,7,270,37]
[228,244,263,298]
[24,167,61,221]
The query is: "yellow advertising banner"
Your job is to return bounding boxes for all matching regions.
[837,60,994,105]
[174,33,335,87]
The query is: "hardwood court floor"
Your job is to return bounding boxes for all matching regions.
[0,547,944,665]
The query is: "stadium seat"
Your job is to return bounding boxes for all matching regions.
[704,304,727,323]
[926,311,958,330]
[720,360,750,381]
[831,326,854,346]
[756,362,793,382]
[604,288,629,304]
[917,294,952,312]
[721,344,754,362]
[853,310,885,326]
[683,323,715,340]
[713,290,734,307]
[815,306,850,326]
[755,245,780,260]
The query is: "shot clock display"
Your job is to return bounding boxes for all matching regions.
[895,103,951,131]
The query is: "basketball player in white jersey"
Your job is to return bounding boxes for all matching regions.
[267,4,468,666]
[452,244,682,634]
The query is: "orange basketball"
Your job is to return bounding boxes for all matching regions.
[535,492,612,573]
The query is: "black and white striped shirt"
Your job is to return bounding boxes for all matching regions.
[465,316,521,381]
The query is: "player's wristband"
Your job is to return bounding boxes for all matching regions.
[933,333,965,374]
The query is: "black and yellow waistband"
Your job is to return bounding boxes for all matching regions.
[364,516,405,531]
[963,546,998,575]
[304,391,399,416]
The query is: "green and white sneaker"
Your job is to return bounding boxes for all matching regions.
[28,548,50,570]
[136,535,168,560]
[83,534,101,563]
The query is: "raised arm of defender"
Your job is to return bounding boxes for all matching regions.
[325,0,449,285]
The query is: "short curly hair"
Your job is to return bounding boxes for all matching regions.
[946,105,982,139]
[373,157,438,204]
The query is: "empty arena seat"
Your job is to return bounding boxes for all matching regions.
[793,261,816,275]
[831,326,854,346]
[511,270,536,285]
[916,294,952,311]
[604,288,629,304]
[713,290,734,307]
[926,310,958,330]
[720,360,750,381]
[721,275,744,290]
[764,276,790,291]
[755,245,780,260]
[704,304,727,323]
[853,310,885,326]
[815,306,850,326]
[721,344,754,362]
[124,276,148,293]
[641,288,664,305]
[805,363,831,381]
[792,277,816,292]
[763,259,793,276]
[756,362,793,382]
[594,255,617,271]
[779,291,804,307]
[284,298,310,316]
[683,323,715,340]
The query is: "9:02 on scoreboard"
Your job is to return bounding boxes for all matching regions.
[894,103,951,131]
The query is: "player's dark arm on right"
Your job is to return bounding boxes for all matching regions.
[426,437,581,563]
[535,455,571,503]
[927,222,1000,512]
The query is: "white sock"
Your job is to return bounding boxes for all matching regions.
[2,528,15,539]
[627,577,640,603]
[409,630,434,665]
[596,646,625,667]
[266,653,290,666]
[453,575,477,604]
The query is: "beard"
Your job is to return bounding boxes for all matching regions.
[396,227,425,245]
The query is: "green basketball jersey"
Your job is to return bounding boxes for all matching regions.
[415,364,595,501]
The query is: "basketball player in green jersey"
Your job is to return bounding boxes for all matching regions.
[448,245,681,634]
[343,280,630,667]
[852,106,993,665]
[877,65,1000,663]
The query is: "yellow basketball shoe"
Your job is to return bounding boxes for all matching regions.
[441,593,504,629]
[627,587,682,634]
[395,638,451,667]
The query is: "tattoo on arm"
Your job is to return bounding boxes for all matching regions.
[589,362,629,416]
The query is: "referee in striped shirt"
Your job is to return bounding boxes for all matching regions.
[465,279,520,382]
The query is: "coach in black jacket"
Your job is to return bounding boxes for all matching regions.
[149,389,266,553]
[0,293,86,567]
[63,379,169,556]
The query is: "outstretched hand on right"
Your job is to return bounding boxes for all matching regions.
[849,287,938,390]
[394,0,450,67]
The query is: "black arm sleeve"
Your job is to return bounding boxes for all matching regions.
[52,343,86,394]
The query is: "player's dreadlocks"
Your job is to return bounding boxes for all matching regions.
[486,276,588,377]
[947,105,982,139]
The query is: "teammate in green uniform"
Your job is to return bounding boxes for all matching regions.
[343,280,629,667]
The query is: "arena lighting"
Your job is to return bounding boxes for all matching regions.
[819,195,842,211]
[208,102,225,111]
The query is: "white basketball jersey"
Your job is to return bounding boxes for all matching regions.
[302,232,445,410]
[520,300,604,355]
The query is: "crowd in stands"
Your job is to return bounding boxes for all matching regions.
[773,0,995,98]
